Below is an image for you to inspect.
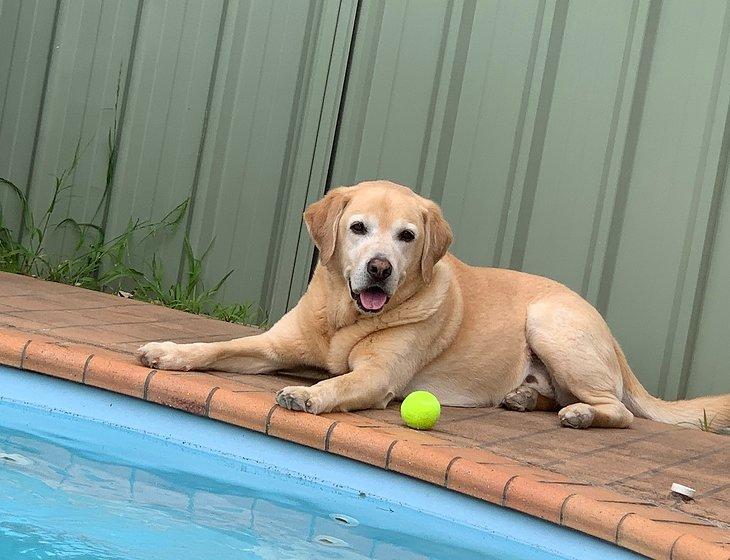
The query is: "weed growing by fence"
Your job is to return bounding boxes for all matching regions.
[0,69,264,327]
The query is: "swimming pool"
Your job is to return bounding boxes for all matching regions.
[0,365,640,559]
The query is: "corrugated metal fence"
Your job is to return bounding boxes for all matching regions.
[1,0,729,399]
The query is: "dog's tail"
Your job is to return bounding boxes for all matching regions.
[614,339,730,432]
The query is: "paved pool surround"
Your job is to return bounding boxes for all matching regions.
[0,272,727,560]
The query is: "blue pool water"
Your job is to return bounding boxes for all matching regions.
[0,366,640,559]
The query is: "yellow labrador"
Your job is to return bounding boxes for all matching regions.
[138,181,730,429]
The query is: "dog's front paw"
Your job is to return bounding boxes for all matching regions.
[137,341,198,371]
[276,386,325,414]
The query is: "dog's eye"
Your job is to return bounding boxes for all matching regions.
[398,230,415,242]
[350,221,367,235]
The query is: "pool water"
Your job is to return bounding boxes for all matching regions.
[0,366,640,560]
[0,419,473,559]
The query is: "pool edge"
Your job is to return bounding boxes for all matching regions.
[0,325,727,560]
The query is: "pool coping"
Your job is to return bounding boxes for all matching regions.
[0,280,728,559]
[1,330,728,559]
[0,365,644,560]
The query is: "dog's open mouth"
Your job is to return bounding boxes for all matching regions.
[350,285,390,313]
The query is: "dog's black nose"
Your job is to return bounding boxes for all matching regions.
[367,257,392,281]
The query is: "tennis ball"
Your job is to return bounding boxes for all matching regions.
[400,391,441,430]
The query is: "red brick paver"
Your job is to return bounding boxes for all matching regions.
[0,272,728,560]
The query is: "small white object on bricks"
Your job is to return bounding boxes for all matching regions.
[670,483,696,500]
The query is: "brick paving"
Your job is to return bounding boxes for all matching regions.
[0,272,728,559]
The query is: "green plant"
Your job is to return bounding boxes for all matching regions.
[212,302,268,327]
[0,168,263,326]
[132,238,266,325]
[678,409,721,433]
[0,68,263,327]
[0,172,188,289]
[0,138,83,276]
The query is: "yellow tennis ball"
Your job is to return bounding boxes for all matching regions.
[400,391,441,430]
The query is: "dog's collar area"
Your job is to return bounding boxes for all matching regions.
[349,280,390,314]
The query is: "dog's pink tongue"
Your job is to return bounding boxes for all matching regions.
[360,289,387,311]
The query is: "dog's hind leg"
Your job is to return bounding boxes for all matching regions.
[526,293,633,429]
[502,359,558,412]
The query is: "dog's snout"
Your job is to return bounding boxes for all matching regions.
[367,257,392,281]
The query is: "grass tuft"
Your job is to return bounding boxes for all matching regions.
[677,409,723,434]
[0,67,264,327]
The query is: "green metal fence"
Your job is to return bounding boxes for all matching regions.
[2,0,729,399]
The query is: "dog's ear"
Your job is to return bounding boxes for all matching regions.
[420,201,452,283]
[304,187,350,265]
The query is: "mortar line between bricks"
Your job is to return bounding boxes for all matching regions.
[0,302,148,312]
[559,494,578,525]
[19,339,32,368]
[539,480,591,486]
[142,370,158,399]
[597,499,657,506]
[669,533,684,560]
[0,328,248,349]
[1,319,241,337]
[615,512,635,544]
[0,292,75,299]
[43,319,172,330]
[160,372,211,377]
[204,387,220,417]
[113,334,251,345]
[438,408,505,425]
[443,456,462,487]
[324,422,339,452]
[264,405,278,435]
[542,430,670,468]
[611,447,726,485]
[501,475,520,506]
[1,309,159,323]
[385,440,400,469]
[473,425,563,448]
[696,481,730,499]
[81,354,95,383]
[0,327,146,347]
[651,518,715,527]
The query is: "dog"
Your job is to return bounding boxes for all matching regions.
[138,180,730,429]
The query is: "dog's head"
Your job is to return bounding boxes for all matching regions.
[304,180,452,315]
